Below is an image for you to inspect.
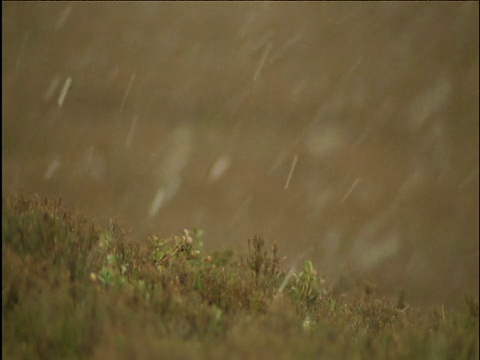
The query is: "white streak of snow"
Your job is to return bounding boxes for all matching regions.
[126,115,138,148]
[45,157,61,179]
[57,77,72,108]
[284,154,298,190]
[120,73,136,113]
[209,155,231,182]
[254,41,273,81]
[55,5,73,31]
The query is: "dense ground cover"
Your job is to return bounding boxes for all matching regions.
[2,196,478,359]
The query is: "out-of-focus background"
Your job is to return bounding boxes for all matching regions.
[3,2,478,307]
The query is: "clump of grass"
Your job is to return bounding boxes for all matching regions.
[2,196,478,359]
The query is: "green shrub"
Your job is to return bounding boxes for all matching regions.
[2,196,478,360]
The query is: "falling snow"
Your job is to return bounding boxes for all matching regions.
[3,2,478,306]
[57,77,72,108]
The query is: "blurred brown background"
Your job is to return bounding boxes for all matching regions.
[3,2,478,307]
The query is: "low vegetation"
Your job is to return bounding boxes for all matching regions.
[3,196,478,359]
